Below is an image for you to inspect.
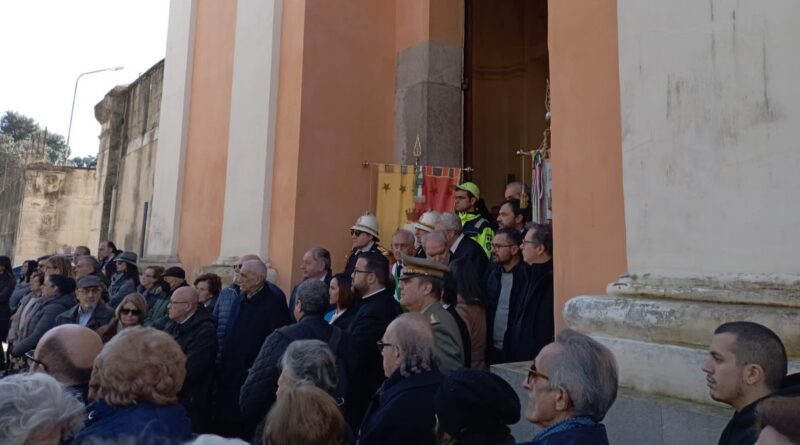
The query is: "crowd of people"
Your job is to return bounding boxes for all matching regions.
[0,180,796,445]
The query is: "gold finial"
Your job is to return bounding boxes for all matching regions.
[413,134,422,158]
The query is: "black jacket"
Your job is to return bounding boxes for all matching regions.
[331,308,356,331]
[717,398,758,445]
[484,260,528,362]
[504,260,554,362]
[239,315,356,426]
[0,274,15,321]
[347,288,402,430]
[343,243,387,277]
[452,236,488,277]
[55,302,115,331]
[164,305,218,432]
[358,369,443,445]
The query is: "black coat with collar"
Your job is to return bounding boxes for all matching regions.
[452,236,488,277]
[347,288,402,429]
[358,369,443,445]
[55,302,115,331]
[164,305,218,432]
[484,260,529,359]
[504,260,554,362]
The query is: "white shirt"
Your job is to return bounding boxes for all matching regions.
[361,287,386,300]
[450,234,465,254]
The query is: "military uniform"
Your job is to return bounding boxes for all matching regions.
[399,255,465,376]
[421,301,465,376]
[343,242,391,277]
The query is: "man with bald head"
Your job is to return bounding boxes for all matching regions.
[30,324,102,404]
[214,259,291,440]
[165,286,217,432]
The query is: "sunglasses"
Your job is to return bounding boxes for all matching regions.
[120,308,142,316]
[350,229,365,237]
[526,362,550,384]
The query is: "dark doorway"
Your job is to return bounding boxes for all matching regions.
[464,0,550,207]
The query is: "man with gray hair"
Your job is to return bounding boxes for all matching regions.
[288,246,333,322]
[239,279,355,438]
[436,212,488,276]
[358,313,443,445]
[215,259,291,440]
[0,372,85,444]
[422,231,451,266]
[390,229,417,302]
[519,329,618,445]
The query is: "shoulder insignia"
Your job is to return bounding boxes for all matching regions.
[429,313,440,325]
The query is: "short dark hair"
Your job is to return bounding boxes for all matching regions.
[74,246,91,256]
[48,275,76,295]
[194,273,222,297]
[714,322,787,391]
[146,265,165,280]
[39,336,92,386]
[527,223,553,256]
[102,241,119,253]
[495,227,523,246]
[310,247,332,276]
[296,280,330,315]
[501,199,524,217]
[358,252,390,286]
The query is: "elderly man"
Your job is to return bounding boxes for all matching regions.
[437,212,488,276]
[73,245,91,262]
[240,279,355,435]
[215,259,290,440]
[390,229,417,302]
[348,251,402,430]
[164,266,189,295]
[519,329,618,445]
[29,324,103,404]
[344,212,390,277]
[74,255,103,281]
[397,255,464,376]
[358,313,443,445]
[485,228,528,364]
[422,231,451,266]
[214,255,286,363]
[413,211,440,257]
[453,182,494,256]
[288,246,333,322]
[164,286,217,433]
[703,322,788,445]
[55,275,114,331]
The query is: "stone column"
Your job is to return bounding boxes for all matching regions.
[394,2,464,166]
[143,0,197,263]
[210,0,283,281]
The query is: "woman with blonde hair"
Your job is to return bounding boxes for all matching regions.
[42,255,74,278]
[75,327,192,444]
[263,383,347,445]
[96,293,147,343]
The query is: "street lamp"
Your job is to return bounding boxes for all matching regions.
[65,66,124,152]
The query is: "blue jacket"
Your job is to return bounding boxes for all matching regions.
[75,400,193,444]
[518,418,610,445]
[358,369,443,445]
[108,273,137,308]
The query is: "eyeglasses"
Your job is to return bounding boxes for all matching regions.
[119,308,142,316]
[526,362,550,384]
[492,243,516,249]
[24,351,48,371]
[376,341,396,352]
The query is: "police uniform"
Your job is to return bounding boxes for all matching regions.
[399,256,465,376]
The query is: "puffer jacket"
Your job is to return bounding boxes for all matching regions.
[108,273,137,308]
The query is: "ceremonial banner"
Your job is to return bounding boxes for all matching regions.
[376,164,415,243]
[412,166,462,216]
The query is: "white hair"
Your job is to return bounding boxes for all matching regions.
[437,212,462,233]
[241,259,268,282]
[0,373,84,445]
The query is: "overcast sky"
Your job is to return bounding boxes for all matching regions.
[0,0,169,158]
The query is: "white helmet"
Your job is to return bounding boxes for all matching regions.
[413,210,440,233]
[351,212,380,239]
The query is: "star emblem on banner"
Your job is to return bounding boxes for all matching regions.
[399,185,407,193]
[382,183,391,192]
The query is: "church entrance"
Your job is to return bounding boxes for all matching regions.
[464,0,550,213]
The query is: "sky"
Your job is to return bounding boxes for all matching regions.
[0,0,169,158]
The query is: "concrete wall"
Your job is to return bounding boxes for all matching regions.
[0,162,26,262]
[618,0,800,275]
[12,165,96,262]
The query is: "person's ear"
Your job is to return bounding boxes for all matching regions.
[743,364,765,386]
[554,386,572,412]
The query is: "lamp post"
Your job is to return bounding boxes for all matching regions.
[65,66,124,152]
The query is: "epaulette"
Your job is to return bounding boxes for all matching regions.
[429,312,440,326]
